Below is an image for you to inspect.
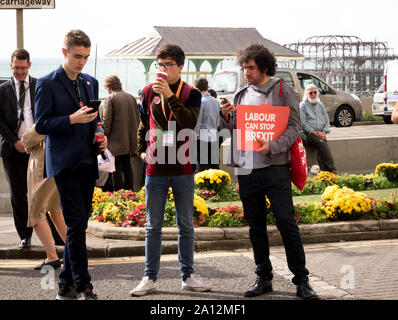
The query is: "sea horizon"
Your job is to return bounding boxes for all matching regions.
[1,57,236,99]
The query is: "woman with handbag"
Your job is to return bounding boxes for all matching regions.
[21,124,67,270]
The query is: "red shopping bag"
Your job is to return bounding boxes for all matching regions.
[289,137,307,190]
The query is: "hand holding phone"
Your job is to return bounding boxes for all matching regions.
[220,97,235,120]
[87,100,101,114]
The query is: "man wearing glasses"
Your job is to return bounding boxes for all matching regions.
[300,83,336,173]
[131,44,212,296]
[0,49,35,249]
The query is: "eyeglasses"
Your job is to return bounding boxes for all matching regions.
[308,91,318,95]
[155,62,177,70]
[11,66,29,71]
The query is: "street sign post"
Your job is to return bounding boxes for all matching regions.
[0,0,56,48]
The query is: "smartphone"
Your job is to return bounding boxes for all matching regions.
[87,100,101,114]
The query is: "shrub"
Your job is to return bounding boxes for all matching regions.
[206,205,245,227]
[375,163,398,182]
[194,169,231,193]
[322,185,372,221]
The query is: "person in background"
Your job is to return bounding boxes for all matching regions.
[0,49,35,249]
[208,88,217,99]
[130,44,212,296]
[103,75,140,191]
[300,83,336,173]
[391,104,398,124]
[35,29,107,300]
[194,77,220,171]
[21,125,67,270]
[219,42,319,300]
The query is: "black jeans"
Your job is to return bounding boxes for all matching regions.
[54,164,96,293]
[238,165,309,285]
[196,140,220,172]
[113,154,134,191]
[2,153,32,240]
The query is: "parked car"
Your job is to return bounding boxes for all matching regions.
[210,68,363,127]
[383,60,398,121]
[371,83,390,123]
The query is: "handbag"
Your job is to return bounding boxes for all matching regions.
[278,80,307,190]
[97,149,115,173]
[289,137,307,190]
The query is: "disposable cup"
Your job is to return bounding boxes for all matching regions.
[155,72,168,80]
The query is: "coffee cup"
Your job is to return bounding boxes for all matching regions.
[155,72,168,81]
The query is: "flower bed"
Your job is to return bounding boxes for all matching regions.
[90,165,398,228]
[90,187,398,229]
[292,165,398,196]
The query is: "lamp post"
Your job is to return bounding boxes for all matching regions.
[16,9,23,48]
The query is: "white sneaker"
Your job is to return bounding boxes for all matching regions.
[129,276,157,296]
[182,275,212,292]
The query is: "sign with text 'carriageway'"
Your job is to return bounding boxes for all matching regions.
[0,0,55,9]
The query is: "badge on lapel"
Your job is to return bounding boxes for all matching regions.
[87,81,91,86]
[153,96,161,105]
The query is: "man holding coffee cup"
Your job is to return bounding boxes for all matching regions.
[131,44,212,296]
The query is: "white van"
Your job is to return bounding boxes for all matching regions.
[383,60,398,120]
[210,68,363,127]
[371,83,389,123]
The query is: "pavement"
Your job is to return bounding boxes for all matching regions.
[3,212,398,300]
[2,212,398,260]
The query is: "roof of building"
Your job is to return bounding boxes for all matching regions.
[105,26,303,60]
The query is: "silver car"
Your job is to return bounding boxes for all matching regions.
[211,68,363,127]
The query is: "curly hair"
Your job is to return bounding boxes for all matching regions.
[237,42,276,76]
[156,44,185,66]
[104,75,122,91]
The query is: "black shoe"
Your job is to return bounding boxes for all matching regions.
[33,259,62,270]
[19,238,31,249]
[244,276,273,297]
[296,280,320,300]
[56,284,80,300]
[79,284,98,300]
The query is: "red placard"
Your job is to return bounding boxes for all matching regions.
[236,104,290,150]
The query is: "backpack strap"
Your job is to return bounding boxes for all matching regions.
[180,82,193,105]
[142,83,154,115]
[279,80,284,100]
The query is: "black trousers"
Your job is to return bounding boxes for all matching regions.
[54,164,96,293]
[238,165,309,285]
[2,153,32,240]
[196,140,220,172]
[113,154,134,191]
[302,133,336,172]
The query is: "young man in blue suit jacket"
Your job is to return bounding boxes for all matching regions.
[35,29,107,300]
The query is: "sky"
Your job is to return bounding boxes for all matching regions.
[0,0,397,59]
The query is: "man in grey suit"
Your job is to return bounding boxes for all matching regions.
[0,49,35,249]
[103,75,140,191]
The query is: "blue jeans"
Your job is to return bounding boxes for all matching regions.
[144,174,195,280]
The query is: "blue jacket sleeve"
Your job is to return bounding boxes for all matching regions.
[300,101,314,135]
[34,78,73,136]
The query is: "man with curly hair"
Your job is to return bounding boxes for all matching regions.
[220,42,319,300]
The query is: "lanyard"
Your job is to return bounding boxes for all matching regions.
[160,79,183,123]
[74,75,84,107]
